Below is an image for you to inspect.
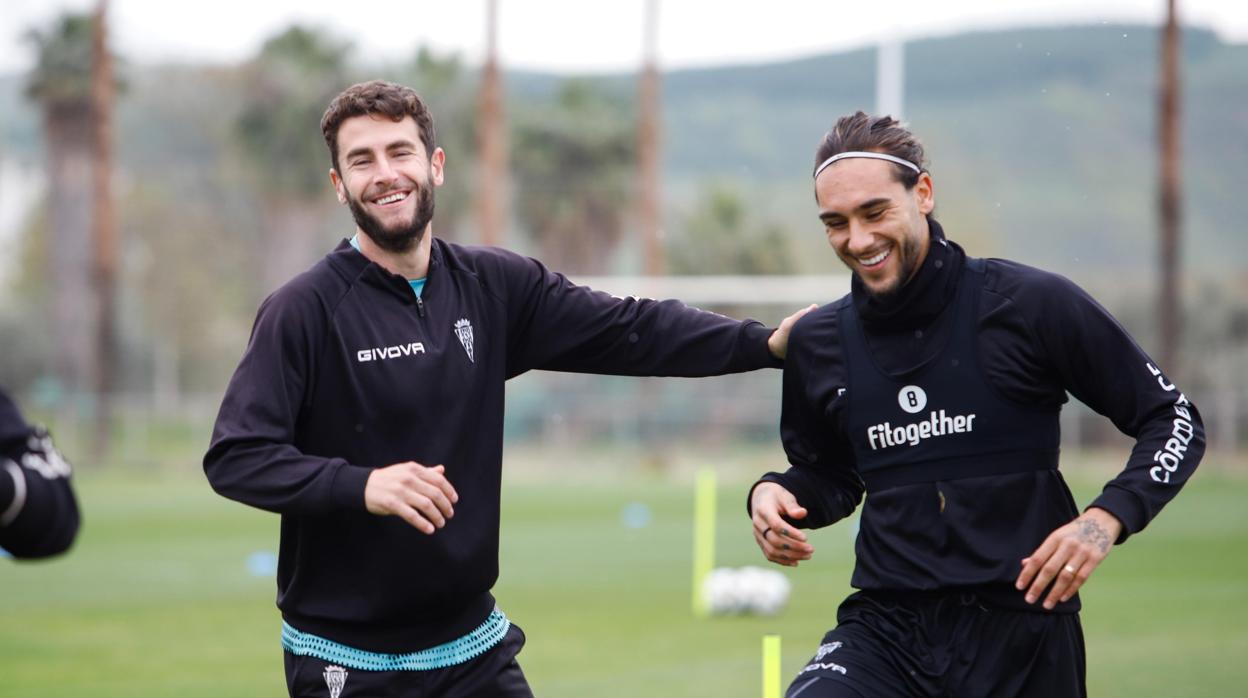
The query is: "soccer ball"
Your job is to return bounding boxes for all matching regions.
[703,566,791,616]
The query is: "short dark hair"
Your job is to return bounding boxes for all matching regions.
[814,111,927,188]
[321,80,436,172]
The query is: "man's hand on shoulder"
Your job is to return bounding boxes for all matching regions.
[364,461,459,534]
[1016,506,1123,610]
[768,304,818,360]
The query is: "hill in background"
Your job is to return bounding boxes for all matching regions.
[510,24,1246,282]
[2,23,1243,283]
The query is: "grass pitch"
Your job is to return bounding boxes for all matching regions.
[2,452,1245,696]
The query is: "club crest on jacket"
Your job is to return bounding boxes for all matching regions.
[454,318,475,363]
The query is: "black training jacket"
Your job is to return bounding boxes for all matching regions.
[204,238,779,653]
[0,388,79,559]
[752,221,1203,610]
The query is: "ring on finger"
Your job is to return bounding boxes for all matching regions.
[1063,564,1077,574]
[760,527,771,538]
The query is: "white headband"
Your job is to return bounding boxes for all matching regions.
[813,151,922,179]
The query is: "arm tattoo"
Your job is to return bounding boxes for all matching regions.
[1076,519,1111,554]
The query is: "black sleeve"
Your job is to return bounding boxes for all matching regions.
[748,312,864,529]
[989,263,1205,542]
[495,251,780,378]
[0,389,79,559]
[203,286,371,516]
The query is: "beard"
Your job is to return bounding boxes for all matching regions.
[847,231,924,301]
[346,182,436,254]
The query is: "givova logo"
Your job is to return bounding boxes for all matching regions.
[356,342,426,362]
[798,641,848,677]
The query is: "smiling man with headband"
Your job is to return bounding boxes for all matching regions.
[746,111,1205,697]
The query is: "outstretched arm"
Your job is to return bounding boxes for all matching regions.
[497,250,806,377]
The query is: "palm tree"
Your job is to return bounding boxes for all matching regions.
[26,14,98,398]
[512,81,635,274]
[637,0,663,275]
[90,0,119,455]
[397,47,475,242]
[235,26,352,293]
[1157,0,1182,375]
[475,0,506,246]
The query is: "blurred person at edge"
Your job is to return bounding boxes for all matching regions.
[748,112,1204,698]
[0,387,78,559]
[205,79,810,697]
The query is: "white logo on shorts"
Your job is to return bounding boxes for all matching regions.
[323,665,347,698]
[798,640,848,677]
[898,385,927,414]
[814,641,843,661]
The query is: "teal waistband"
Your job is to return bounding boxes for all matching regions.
[281,609,510,672]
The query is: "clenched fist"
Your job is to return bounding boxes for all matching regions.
[364,461,459,534]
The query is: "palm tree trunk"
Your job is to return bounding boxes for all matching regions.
[637,0,663,276]
[261,202,326,294]
[476,0,506,247]
[44,109,97,398]
[1158,0,1182,375]
[92,0,117,456]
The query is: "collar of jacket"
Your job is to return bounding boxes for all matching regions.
[851,217,966,330]
[328,236,444,301]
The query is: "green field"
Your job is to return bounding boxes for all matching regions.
[3,453,1246,697]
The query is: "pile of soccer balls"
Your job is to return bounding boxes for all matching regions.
[703,566,791,616]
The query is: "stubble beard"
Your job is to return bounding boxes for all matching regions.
[346,182,436,254]
[853,232,923,301]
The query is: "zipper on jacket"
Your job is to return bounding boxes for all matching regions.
[415,295,426,318]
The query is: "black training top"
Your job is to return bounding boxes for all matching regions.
[0,388,79,559]
[205,238,780,653]
[752,220,1203,611]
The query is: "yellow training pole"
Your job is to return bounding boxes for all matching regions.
[763,634,782,698]
[692,467,716,617]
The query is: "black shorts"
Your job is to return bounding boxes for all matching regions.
[284,623,533,698]
[786,591,1086,698]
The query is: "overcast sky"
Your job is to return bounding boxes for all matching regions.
[3,0,1246,76]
